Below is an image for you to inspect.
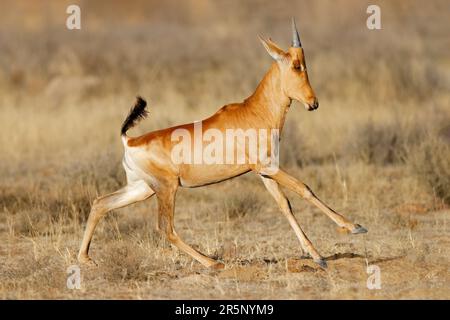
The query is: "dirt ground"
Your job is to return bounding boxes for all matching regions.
[1,170,449,299]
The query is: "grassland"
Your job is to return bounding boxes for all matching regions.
[0,0,449,299]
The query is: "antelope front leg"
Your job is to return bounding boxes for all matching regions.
[260,176,327,268]
[156,185,224,270]
[263,169,367,234]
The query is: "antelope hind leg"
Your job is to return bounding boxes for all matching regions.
[78,180,154,265]
[156,185,225,270]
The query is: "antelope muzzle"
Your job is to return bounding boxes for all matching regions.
[306,98,319,111]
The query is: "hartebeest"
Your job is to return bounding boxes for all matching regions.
[78,18,367,269]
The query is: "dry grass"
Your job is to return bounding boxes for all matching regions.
[408,136,450,205]
[1,0,450,299]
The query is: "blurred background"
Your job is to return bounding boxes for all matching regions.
[0,0,449,299]
[0,0,449,164]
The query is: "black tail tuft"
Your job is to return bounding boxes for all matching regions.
[121,96,148,136]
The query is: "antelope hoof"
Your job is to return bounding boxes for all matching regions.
[314,258,327,269]
[78,254,98,267]
[351,224,368,234]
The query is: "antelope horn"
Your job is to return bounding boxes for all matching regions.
[291,17,302,48]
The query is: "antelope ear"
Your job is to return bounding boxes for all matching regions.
[259,36,286,61]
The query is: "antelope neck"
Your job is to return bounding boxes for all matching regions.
[245,62,292,131]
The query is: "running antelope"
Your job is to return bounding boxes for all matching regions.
[78,18,367,269]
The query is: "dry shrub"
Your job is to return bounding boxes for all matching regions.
[345,119,424,165]
[280,119,333,168]
[223,189,262,219]
[280,121,309,168]
[102,242,150,281]
[408,136,450,204]
[318,49,442,104]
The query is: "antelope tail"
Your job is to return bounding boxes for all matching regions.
[120,96,148,137]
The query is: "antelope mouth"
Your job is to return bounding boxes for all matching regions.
[305,101,319,111]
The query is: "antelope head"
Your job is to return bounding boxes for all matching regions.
[259,18,319,111]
